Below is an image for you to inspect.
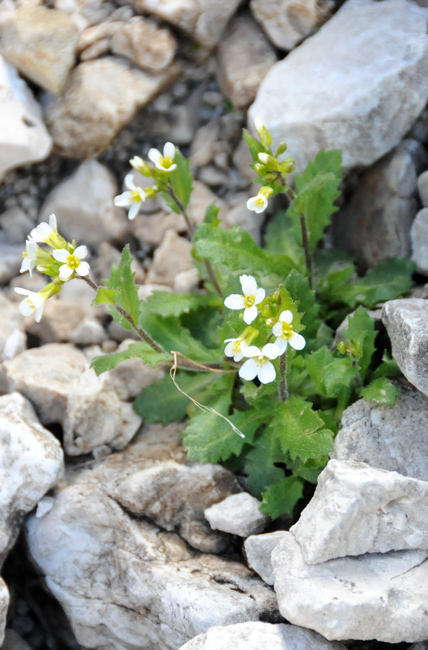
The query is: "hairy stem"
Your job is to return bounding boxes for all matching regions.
[279,353,289,401]
[287,188,313,289]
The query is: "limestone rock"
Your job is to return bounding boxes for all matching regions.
[333,379,428,481]
[26,470,278,650]
[24,299,89,343]
[0,392,64,559]
[0,56,52,180]
[1,5,79,94]
[216,16,277,110]
[70,317,107,346]
[111,18,177,72]
[271,532,428,642]
[97,423,241,552]
[251,0,333,51]
[0,239,22,285]
[418,170,428,206]
[0,207,33,244]
[43,57,177,158]
[0,293,25,362]
[1,343,141,455]
[244,531,288,585]
[104,339,164,401]
[54,0,114,26]
[333,141,418,267]
[133,0,241,48]
[382,299,428,397]
[146,229,194,285]
[291,460,428,564]
[205,493,269,538]
[0,579,8,647]
[411,208,428,274]
[39,159,127,247]
[249,0,428,173]
[178,622,347,650]
[131,211,186,247]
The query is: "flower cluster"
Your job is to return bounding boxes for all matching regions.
[223,274,306,384]
[114,142,177,220]
[15,213,90,322]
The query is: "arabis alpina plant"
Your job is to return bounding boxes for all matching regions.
[224,274,266,324]
[148,142,177,173]
[114,173,148,220]
[14,282,61,322]
[239,343,281,384]
[272,310,306,354]
[53,245,90,281]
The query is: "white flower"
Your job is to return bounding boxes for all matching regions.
[53,245,90,281]
[239,343,281,384]
[272,310,306,354]
[14,288,46,322]
[30,213,57,243]
[224,337,248,362]
[258,152,270,164]
[254,117,265,134]
[148,142,177,173]
[247,194,269,214]
[20,239,39,276]
[114,173,147,220]
[224,275,265,325]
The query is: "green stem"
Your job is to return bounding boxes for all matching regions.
[287,188,313,289]
[279,353,289,401]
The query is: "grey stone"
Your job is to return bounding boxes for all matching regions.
[271,532,428,642]
[250,0,333,51]
[111,18,177,72]
[244,531,288,585]
[104,339,165,401]
[0,293,25,362]
[418,170,428,206]
[26,469,278,650]
[39,160,128,247]
[382,299,428,397]
[178,622,347,650]
[1,5,79,94]
[0,207,33,244]
[411,208,428,274]
[0,239,22,285]
[0,580,8,647]
[333,379,428,481]
[216,16,277,110]
[146,229,195,286]
[205,493,269,538]
[291,460,428,564]
[249,0,428,173]
[0,56,52,180]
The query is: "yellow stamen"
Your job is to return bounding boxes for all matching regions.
[66,254,80,270]
[281,321,294,340]
[243,294,255,308]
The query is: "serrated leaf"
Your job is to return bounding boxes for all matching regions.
[91,343,170,376]
[243,128,266,163]
[264,211,304,271]
[134,371,228,424]
[361,377,398,405]
[270,397,334,462]
[260,476,304,519]
[245,429,286,498]
[183,400,271,463]
[283,270,320,339]
[194,224,296,279]
[93,287,117,307]
[306,347,357,399]
[204,202,221,225]
[287,456,326,484]
[288,150,342,252]
[342,306,377,380]
[102,245,141,330]
[169,149,193,211]
[372,351,401,380]
[143,291,219,318]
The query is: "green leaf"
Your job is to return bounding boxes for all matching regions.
[243,128,266,163]
[160,190,181,214]
[101,245,141,330]
[288,150,342,252]
[183,400,271,464]
[91,343,170,376]
[283,270,320,340]
[204,202,221,225]
[360,377,398,406]
[372,351,402,380]
[169,149,193,211]
[260,476,304,519]
[194,224,296,279]
[264,211,304,271]
[245,429,286,498]
[287,456,327,484]
[270,397,335,462]
[93,287,117,308]
[134,371,228,424]
[342,306,377,380]
[306,347,357,399]
[143,291,219,318]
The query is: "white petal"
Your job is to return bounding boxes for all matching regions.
[246,197,259,212]
[35,303,45,322]
[20,258,30,274]
[76,261,90,276]
[239,358,259,381]
[275,337,287,354]
[240,274,257,295]
[233,350,244,362]
[30,223,51,242]
[59,265,74,280]
[244,304,258,324]
[258,153,269,164]
[148,148,161,165]
[124,173,136,190]
[279,310,293,324]
[224,341,236,357]
[254,199,268,214]
[224,294,245,310]
[19,298,36,317]
[74,245,87,260]
[254,117,264,132]
[163,142,175,159]
[53,249,69,263]
[258,361,276,384]
[262,343,282,360]
[254,288,265,305]
[14,287,31,297]
[128,201,140,220]
[114,191,132,207]
[272,322,283,337]
[49,213,57,230]
[289,332,306,351]
[161,162,177,172]
[241,345,261,358]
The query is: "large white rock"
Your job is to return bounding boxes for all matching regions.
[411,208,428,274]
[0,579,9,647]
[26,471,278,650]
[271,532,428,642]
[0,293,25,362]
[382,299,428,397]
[204,493,269,538]
[333,379,428,481]
[0,392,64,560]
[177,622,347,650]
[0,56,52,180]
[291,460,428,564]
[244,531,288,585]
[249,0,428,172]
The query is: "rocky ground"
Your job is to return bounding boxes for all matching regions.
[3,0,428,649]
